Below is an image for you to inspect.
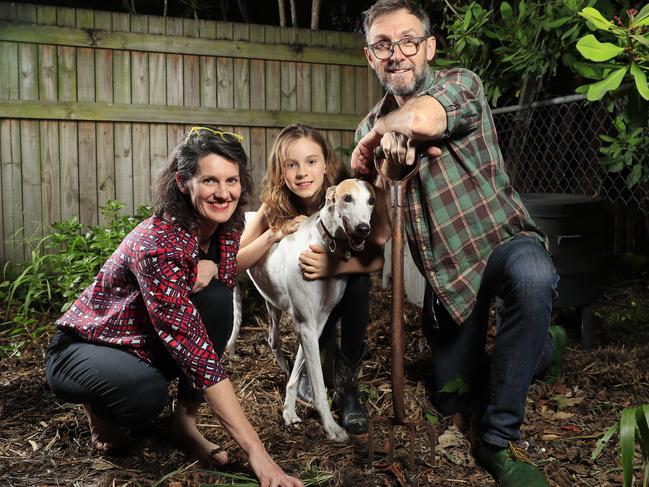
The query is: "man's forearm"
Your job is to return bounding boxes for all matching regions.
[374,95,447,141]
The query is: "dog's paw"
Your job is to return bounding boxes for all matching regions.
[325,423,349,442]
[282,409,302,426]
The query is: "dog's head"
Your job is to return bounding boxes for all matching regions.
[325,179,376,252]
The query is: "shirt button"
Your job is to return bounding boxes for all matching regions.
[422,245,427,250]
[416,217,421,223]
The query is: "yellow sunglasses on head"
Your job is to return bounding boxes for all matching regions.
[183,126,244,145]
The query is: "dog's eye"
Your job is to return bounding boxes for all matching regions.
[343,194,353,203]
[368,197,375,206]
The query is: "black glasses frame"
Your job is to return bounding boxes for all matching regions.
[368,36,429,60]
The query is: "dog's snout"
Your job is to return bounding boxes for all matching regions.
[356,223,370,236]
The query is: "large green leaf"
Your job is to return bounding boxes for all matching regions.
[500,1,513,22]
[631,62,649,100]
[577,34,625,62]
[620,407,636,487]
[637,404,649,461]
[633,4,649,27]
[633,33,649,48]
[572,61,601,79]
[579,7,613,31]
[627,163,643,188]
[587,66,628,100]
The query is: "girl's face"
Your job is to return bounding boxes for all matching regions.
[179,153,241,232]
[283,137,327,212]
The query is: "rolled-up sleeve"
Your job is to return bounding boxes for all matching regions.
[133,244,227,390]
[422,68,484,138]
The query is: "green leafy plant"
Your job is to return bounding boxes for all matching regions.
[592,404,649,487]
[574,5,649,188]
[439,0,591,106]
[1,201,150,336]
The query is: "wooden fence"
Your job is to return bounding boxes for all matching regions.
[0,2,383,266]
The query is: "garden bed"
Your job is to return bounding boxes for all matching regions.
[1,274,648,486]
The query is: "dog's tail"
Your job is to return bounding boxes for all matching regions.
[227,281,243,355]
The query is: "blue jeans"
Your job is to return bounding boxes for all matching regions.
[422,235,558,448]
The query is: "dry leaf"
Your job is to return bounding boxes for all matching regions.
[90,458,116,471]
[551,411,575,421]
[28,440,39,452]
[542,434,560,441]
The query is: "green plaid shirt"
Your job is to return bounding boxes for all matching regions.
[356,67,542,325]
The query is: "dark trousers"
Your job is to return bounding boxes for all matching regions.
[45,280,234,428]
[319,273,370,366]
[422,236,558,448]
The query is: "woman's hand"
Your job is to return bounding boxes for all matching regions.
[272,215,307,243]
[299,244,336,279]
[248,446,304,487]
[192,259,218,293]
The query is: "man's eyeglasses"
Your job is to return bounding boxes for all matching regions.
[183,126,244,145]
[368,36,429,60]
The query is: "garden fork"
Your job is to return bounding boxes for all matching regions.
[368,147,436,471]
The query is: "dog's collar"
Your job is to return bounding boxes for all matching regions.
[316,218,352,260]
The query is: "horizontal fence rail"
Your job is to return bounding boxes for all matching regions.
[0,1,384,266]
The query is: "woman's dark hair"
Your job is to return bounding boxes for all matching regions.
[152,127,253,233]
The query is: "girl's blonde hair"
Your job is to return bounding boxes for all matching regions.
[260,124,350,230]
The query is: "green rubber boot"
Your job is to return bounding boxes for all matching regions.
[476,442,548,487]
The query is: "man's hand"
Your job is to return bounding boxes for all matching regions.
[351,128,382,176]
[192,259,218,293]
[298,244,337,280]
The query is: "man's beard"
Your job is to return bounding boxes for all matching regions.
[377,60,428,97]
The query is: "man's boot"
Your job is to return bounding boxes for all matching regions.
[331,350,369,435]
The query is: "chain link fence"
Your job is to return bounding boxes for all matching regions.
[493,96,649,252]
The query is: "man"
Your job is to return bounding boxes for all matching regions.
[351,1,566,486]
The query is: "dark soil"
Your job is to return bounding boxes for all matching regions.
[1,273,648,486]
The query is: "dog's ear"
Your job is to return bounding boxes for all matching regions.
[326,185,336,204]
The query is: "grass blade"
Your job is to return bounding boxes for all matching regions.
[593,423,619,461]
[636,404,649,462]
[620,407,637,487]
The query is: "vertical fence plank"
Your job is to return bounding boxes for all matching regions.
[76,9,97,225]
[182,18,200,109]
[264,26,280,111]
[59,120,79,221]
[233,23,250,159]
[130,14,150,208]
[217,21,234,110]
[112,12,133,214]
[0,2,17,21]
[166,16,183,107]
[1,122,22,264]
[37,6,60,235]
[248,24,265,196]
[199,20,217,109]
[296,29,311,113]
[17,7,42,245]
[310,30,326,113]
[341,34,356,117]
[95,11,115,226]
[148,17,167,196]
[280,28,297,112]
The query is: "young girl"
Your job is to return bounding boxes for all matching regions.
[237,124,389,435]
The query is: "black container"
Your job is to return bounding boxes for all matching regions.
[521,193,607,348]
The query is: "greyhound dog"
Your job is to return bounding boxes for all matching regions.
[228,179,376,442]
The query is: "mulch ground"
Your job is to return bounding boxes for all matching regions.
[1,273,648,486]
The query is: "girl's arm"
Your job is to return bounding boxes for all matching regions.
[203,379,303,487]
[299,243,384,280]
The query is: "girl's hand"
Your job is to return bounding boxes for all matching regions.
[192,259,218,293]
[248,447,304,487]
[273,215,307,242]
[299,244,336,279]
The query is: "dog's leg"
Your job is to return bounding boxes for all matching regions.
[283,344,304,425]
[299,325,349,442]
[226,282,243,355]
[266,302,290,375]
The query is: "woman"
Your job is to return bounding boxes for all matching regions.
[45,126,303,487]
[237,124,389,435]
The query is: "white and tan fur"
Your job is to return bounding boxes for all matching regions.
[228,179,376,441]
